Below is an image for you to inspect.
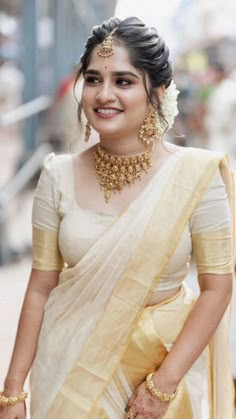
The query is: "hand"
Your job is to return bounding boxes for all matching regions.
[125,381,170,419]
[0,402,26,419]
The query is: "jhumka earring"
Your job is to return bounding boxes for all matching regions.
[97,34,114,58]
[138,108,158,146]
[85,121,91,142]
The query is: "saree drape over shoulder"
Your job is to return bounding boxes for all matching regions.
[30,147,235,419]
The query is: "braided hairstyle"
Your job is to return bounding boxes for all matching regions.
[75,16,173,124]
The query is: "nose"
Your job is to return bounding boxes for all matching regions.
[96,81,115,104]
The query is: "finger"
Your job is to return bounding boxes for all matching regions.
[125,407,138,419]
[135,414,146,419]
[127,392,137,408]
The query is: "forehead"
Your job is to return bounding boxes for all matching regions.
[87,44,138,72]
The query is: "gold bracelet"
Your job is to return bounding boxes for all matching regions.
[0,391,28,406]
[145,373,177,402]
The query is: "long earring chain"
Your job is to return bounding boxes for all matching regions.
[85,122,91,142]
[138,108,158,146]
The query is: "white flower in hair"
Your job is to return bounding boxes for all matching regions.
[159,81,179,134]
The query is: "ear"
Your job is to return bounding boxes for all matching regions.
[154,85,165,100]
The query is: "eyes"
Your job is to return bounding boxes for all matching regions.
[84,76,132,87]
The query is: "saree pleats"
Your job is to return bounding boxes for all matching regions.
[92,286,196,418]
[30,148,235,419]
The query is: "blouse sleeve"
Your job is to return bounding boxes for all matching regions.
[32,153,64,271]
[190,168,233,275]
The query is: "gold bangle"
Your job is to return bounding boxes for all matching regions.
[0,391,28,406]
[145,373,177,402]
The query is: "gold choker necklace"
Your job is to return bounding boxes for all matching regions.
[94,144,152,203]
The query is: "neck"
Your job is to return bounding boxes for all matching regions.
[99,133,149,156]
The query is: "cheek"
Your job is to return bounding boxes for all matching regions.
[124,90,148,109]
[81,91,95,118]
[81,87,94,105]
[81,90,93,121]
[127,95,149,117]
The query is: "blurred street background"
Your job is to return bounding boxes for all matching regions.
[0,0,236,411]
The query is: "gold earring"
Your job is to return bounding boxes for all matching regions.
[85,121,91,142]
[138,108,158,146]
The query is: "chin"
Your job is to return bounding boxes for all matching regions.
[92,124,120,137]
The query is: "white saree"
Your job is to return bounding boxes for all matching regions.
[30,147,235,418]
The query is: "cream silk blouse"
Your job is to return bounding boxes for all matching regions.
[32,153,233,291]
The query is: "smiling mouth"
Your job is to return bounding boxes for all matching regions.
[95,108,123,115]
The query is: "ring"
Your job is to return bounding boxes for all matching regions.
[127,413,135,419]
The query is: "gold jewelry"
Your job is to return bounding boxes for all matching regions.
[97,34,114,58]
[85,121,91,142]
[138,108,158,146]
[145,373,177,402]
[94,144,152,203]
[0,391,28,406]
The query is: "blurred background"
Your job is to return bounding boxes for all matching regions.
[0,0,236,406]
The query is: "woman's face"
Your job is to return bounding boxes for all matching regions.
[82,44,151,139]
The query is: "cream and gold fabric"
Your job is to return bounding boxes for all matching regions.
[32,152,232,283]
[30,148,235,419]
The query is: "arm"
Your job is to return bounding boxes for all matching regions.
[1,155,63,419]
[152,272,233,392]
[154,167,234,391]
[3,269,59,395]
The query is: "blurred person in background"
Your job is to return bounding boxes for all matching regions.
[0,44,24,148]
[172,58,210,151]
[45,70,98,153]
[0,16,235,419]
[44,70,79,152]
[205,62,236,165]
[0,46,24,114]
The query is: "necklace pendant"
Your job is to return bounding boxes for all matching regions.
[104,189,112,203]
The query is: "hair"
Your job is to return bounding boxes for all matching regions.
[74,16,173,127]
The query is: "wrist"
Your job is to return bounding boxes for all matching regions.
[155,359,184,387]
[152,371,178,394]
[4,378,25,395]
[0,390,27,406]
[145,373,177,402]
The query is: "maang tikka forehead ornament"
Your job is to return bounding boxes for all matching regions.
[97,32,115,58]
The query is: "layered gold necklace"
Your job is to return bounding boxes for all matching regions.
[94,144,153,203]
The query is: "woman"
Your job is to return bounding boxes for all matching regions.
[0,17,235,419]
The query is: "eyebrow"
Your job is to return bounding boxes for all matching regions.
[84,69,140,79]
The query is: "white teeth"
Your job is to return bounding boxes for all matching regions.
[97,108,120,114]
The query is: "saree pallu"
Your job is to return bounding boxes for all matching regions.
[30,148,235,419]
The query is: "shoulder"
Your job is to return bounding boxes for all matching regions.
[167,145,231,194]
[176,146,226,169]
[163,142,225,162]
[177,145,223,160]
[42,152,73,179]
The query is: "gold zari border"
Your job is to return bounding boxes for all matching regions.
[192,227,233,274]
[32,227,64,271]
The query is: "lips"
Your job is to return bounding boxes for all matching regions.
[94,107,123,118]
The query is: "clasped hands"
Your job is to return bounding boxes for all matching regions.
[125,374,177,419]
